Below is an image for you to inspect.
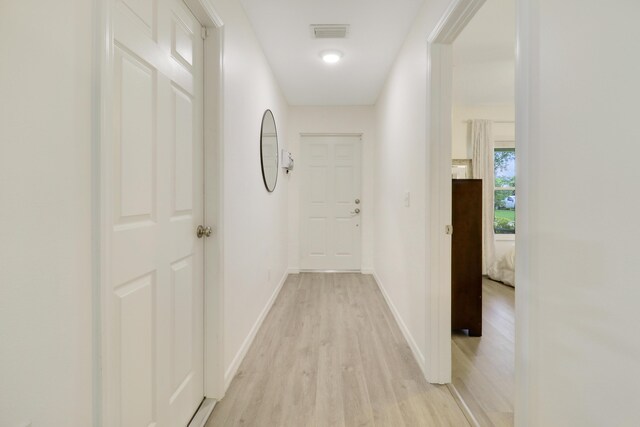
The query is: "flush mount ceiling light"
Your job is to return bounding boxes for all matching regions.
[321,50,343,64]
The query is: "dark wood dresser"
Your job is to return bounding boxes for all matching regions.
[451,179,483,336]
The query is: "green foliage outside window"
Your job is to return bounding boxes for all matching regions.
[494,149,516,234]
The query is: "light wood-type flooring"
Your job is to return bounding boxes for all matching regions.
[207,273,470,426]
[451,278,515,427]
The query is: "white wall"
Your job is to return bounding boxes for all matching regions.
[452,104,515,261]
[518,0,640,425]
[373,0,457,372]
[0,1,93,426]
[211,0,290,386]
[452,104,514,158]
[286,106,375,272]
[452,60,515,106]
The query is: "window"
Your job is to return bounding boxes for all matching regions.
[494,149,515,234]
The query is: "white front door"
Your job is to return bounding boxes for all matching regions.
[300,135,362,271]
[107,0,204,425]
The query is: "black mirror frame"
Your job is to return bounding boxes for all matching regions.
[260,109,279,192]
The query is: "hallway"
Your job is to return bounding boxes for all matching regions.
[207,273,469,426]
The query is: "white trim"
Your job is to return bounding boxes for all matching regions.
[288,268,301,274]
[224,271,289,390]
[429,0,485,43]
[299,132,363,138]
[361,268,375,275]
[446,384,481,427]
[187,2,225,401]
[425,0,486,384]
[426,41,453,384]
[91,0,111,424]
[95,0,115,424]
[495,139,516,147]
[372,273,426,371]
[187,398,217,427]
[299,269,361,273]
[201,13,225,400]
[463,120,515,124]
[514,0,534,424]
[184,0,224,27]
[495,233,515,241]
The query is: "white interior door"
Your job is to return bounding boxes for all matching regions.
[107,0,204,425]
[300,135,362,271]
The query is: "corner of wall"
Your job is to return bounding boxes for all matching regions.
[224,270,289,390]
[371,272,427,373]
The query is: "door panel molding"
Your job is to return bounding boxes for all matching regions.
[300,134,363,271]
[94,0,225,425]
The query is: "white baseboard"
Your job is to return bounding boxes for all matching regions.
[361,268,374,275]
[224,271,289,390]
[188,398,217,427]
[371,272,426,373]
[447,384,481,427]
[288,268,300,274]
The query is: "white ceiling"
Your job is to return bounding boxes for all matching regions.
[453,0,515,106]
[239,0,425,106]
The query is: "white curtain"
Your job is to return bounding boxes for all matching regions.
[471,120,495,274]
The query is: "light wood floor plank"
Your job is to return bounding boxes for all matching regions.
[451,278,515,427]
[206,273,469,426]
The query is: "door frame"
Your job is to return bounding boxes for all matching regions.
[92,1,225,425]
[426,0,532,423]
[424,0,485,384]
[298,133,364,272]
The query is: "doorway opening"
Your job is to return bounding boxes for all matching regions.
[426,0,517,425]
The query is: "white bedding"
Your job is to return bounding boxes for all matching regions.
[488,246,515,287]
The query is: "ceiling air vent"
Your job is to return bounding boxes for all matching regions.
[311,24,349,39]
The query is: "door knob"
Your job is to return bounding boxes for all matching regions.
[197,225,213,238]
[350,208,361,215]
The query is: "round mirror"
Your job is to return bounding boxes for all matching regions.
[260,109,279,192]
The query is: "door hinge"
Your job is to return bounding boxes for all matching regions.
[201,27,208,40]
[445,225,453,235]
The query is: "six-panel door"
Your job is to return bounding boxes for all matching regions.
[108,0,205,425]
[300,135,362,271]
